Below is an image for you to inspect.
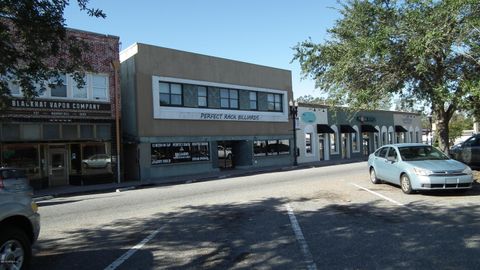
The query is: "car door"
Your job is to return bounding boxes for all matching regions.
[383,147,402,184]
[373,147,390,180]
[471,136,480,167]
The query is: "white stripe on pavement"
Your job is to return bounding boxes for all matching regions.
[285,203,318,270]
[104,227,163,270]
[350,183,406,207]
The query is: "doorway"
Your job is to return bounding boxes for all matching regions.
[341,133,350,159]
[49,147,68,186]
[318,135,325,161]
[217,141,234,169]
[362,133,370,157]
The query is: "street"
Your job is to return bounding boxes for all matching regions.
[32,162,480,269]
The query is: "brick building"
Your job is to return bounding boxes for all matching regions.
[0,29,120,189]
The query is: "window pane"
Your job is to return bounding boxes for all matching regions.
[92,75,107,88]
[229,90,238,99]
[72,75,87,98]
[43,124,60,140]
[159,82,169,93]
[198,86,207,96]
[306,133,312,154]
[220,89,229,98]
[2,124,20,141]
[274,94,281,102]
[62,125,78,139]
[268,102,275,111]
[22,124,41,140]
[80,125,94,138]
[267,94,274,102]
[51,74,67,97]
[96,125,111,139]
[221,99,229,108]
[230,99,238,108]
[275,102,282,111]
[278,140,290,155]
[254,141,267,156]
[249,92,257,100]
[250,101,257,110]
[198,97,207,107]
[160,93,170,105]
[267,140,279,155]
[171,94,182,105]
[171,84,182,94]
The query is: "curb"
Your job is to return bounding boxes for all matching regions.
[33,196,54,202]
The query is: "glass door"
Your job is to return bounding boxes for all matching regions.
[49,148,68,186]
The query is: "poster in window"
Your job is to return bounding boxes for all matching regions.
[151,142,209,165]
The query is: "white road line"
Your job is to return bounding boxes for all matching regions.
[285,203,318,270]
[350,183,407,207]
[104,227,163,270]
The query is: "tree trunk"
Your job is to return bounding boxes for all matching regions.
[435,110,450,153]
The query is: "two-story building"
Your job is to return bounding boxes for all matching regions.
[0,29,120,189]
[120,44,294,182]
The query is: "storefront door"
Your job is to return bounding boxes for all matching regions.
[49,148,68,186]
[341,133,350,159]
[318,136,325,161]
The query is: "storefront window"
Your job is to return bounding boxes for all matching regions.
[254,141,267,156]
[1,144,40,178]
[305,133,312,154]
[330,133,337,153]
[151,142,209,165]
[82,143,112,174]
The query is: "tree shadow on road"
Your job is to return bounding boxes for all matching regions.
[32,195,480,270]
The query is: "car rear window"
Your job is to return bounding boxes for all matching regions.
[0,169,26,179]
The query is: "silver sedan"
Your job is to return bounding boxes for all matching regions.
[368,143,473,194]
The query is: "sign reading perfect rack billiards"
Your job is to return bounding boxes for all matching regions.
[3,98,113,121]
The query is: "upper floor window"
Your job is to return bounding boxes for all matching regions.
[92,75,108,100]
[220,89,238,109]
[249,92,257,110]
[7,73,109,101]
[267,93,282,111]
[198,86,207,107]
[159,82,182,106]
[50,74,67,97]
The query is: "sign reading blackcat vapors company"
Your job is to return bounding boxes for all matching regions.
[151,142,210,165]
[4,98,112,120]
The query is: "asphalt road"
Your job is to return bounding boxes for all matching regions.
[32,162,480,269]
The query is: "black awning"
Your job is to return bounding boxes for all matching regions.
[395,125,408,132]
[361,124,379,133]
[340,125,356,133]
[317,124,335,133]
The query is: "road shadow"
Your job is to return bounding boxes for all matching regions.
[32,196,480,269]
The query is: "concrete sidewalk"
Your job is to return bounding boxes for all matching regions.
[33,159,367,201]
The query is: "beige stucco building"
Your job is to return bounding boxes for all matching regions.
[120,43,295,181]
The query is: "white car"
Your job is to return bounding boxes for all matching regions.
[82,154,111,168]
[218,146,232,159]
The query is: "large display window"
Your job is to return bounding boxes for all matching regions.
[1,144,41,179]
[151,142,210,165]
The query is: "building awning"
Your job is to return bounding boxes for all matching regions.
[395,125,408,132]
[361,125,379,133]
[340,125,356,133]
[317,124,335,133]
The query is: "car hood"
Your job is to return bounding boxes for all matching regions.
[406,159,467,171]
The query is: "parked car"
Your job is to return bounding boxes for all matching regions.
[82,154,111,168]
[217,146,232,159]
[449,133,480,168]
[368,143,473,194]
[0,191,40,270]
[0,167,33,195]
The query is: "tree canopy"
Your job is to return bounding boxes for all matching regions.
[293,0,480,152]
[0,0,105,109]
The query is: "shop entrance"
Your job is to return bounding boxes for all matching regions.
[362,134,370,157]
[217,141,234,169]
[318,135,325,161]
[49,146,68,186]
[341,133,350,159]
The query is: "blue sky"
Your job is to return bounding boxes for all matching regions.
[64,0,341,98]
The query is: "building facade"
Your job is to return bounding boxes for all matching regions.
[0,29,120,189]
[296,104,422,164]
[120,44,294,182]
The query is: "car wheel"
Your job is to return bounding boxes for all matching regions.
[400,174,413,194]
[369,168,380,184]
[0,226,31,270]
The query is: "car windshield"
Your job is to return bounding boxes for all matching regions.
[399,146,449,161]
